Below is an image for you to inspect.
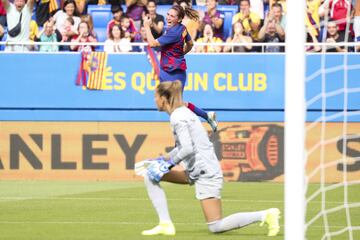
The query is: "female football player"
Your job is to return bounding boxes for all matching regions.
[143,5,218,131]
[139,80,280,236]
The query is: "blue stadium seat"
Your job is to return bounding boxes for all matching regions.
[95,27,107,50]
[216,5,238,39]
[156,5,171,20]
[95,27,107,42]
[88,5,113,29]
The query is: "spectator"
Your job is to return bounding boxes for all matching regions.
[70,20,97,52]
[35,20,60,52]
[258,16,285,52]
[121,15,137,41]
[265,0,286,13]
[81,14,97,38]
[2,0,34,52]
[199,0,225,40]
[125,0,147,30]
[232,0,261,41]
[195,23,223,52]
[324,20,353,52]
[174,0,200,40]
[104,24,132,53]
[133,25,147,52]
[223,21,252,52]
[264,2,285,37]
[141,0,164,39]
[319,0,353,38]
[106,4,137,39]
[271,2,286,30]
[52,0,81,39]
[59,16,74,51]
[107,4,124,38]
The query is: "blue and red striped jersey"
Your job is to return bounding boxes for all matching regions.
[157,24,191,72]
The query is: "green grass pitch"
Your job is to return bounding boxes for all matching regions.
[0,181,359,239]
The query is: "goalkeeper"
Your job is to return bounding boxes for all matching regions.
[135,80,280,236]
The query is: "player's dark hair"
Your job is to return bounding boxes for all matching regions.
[156,80,183,110]
[111,4,123,14]
[171,5,199,22]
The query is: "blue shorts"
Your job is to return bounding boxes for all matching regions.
[160,69,186,90]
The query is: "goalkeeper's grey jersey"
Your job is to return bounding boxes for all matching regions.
[168,106,222,179]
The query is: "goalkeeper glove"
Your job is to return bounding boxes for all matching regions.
[147,157,175,182]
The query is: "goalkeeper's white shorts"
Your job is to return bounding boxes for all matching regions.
[182,161,224,200]
[194,174,223,200]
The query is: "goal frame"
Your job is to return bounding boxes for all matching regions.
[285,0,306,239]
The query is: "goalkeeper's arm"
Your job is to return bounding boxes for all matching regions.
[167,121,194,164]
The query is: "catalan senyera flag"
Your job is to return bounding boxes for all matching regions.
[144,46,160,81]
[86,52,108,90]
[76,52,108,90]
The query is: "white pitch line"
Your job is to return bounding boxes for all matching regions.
[0,221,203,225]
[0,221,355,230]
[0,196,284,203]
[0,197,351,205]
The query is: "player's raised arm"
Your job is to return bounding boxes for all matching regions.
[143,15,161,47]
[183,26,193,54]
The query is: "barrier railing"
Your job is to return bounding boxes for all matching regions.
[0,41,359,53]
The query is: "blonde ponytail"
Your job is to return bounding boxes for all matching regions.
[156,80,183,111]
[184,7,199,22]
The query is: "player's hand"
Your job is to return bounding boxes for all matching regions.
[143,15,152,28]
[154,156,175,170]
[147,157,175,182]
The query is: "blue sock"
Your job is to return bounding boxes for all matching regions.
[187,102,208,120]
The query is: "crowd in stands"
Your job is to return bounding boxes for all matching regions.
[0,0,359,52]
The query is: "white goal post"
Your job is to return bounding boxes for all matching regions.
[285,0,306,240]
